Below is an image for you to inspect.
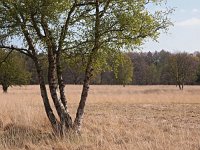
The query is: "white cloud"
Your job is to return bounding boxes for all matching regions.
[192,8,200,13]
[176,18,200,27]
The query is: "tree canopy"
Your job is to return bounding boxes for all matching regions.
[168,53,198,90]
[0,50,31,92]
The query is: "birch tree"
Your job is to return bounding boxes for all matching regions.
[0,0,172,135]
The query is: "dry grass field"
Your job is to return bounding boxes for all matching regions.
[0,85,200,150]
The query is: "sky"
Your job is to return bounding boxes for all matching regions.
[142,0,200,53]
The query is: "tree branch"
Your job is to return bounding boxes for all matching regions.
[0,44,33,58]
[58,1,77,53]
[99,0,111,18]
[30,11,45,40]
[75,2,96,6]
[0,49,13,65]
[40,14,57,53]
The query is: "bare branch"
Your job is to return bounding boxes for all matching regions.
[0,44,33,58]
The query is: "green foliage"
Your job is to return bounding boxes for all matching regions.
[0,0,73,48]
[63,0,173,77]
[168,53,198,88]
[0,0,173,86]
[115,54,133,86]
[0,50,31,92]
[146,64,160,84]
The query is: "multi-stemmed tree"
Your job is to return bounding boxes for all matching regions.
[0,0,172,135]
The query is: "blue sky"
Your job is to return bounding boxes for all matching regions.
[143,0,200,53]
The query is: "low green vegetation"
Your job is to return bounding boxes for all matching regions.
[0,50,31,92]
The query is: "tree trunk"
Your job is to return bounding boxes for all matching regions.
[178,83,182,90]
[74,0,100,133]
[181,83,184,90]
[177,81,184,90]
[41,17,73,135]
[2,84,8,93]
[56,51,73,132]
[33,58,61,134]
[73,65,93,132]
[100,72,103,84]
[47,48,72,136]
[56,52,68,111]
[19,12,72,135]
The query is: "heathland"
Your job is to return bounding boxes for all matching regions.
[0,85,200,150]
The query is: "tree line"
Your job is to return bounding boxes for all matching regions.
[1,49,200,92]
[129,50,200,89]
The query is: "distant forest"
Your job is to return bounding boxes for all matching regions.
[1,50,200,86]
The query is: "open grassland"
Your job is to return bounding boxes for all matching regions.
[0,85,200,150]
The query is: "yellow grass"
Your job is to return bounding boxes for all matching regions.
[0,85,200,150]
